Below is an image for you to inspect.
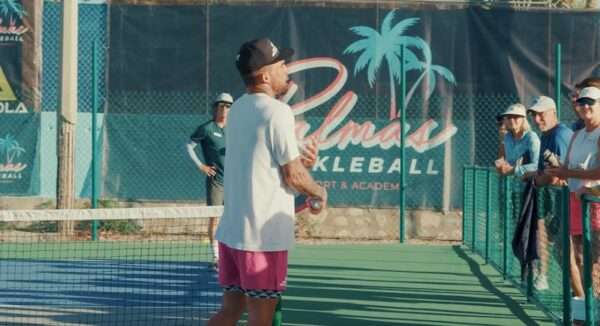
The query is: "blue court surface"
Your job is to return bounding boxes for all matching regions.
[0,259,220,325]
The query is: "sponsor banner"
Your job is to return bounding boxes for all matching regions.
[103,5,599,208]
[0,113,39,194]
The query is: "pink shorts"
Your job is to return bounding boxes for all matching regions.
[569,192,600,235]
[218,242,288,299]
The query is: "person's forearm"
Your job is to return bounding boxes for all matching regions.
[283,160,325,199]
[515,163,537,177]
[186,142,205,168]
[564,167,600,180]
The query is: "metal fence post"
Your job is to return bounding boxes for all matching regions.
[399,44,406,244]
[486,169,492,263]
[462,166,468,245]
[472,167,478,252]
[555,43,562,120]
[581,196,595,326]
[91,40,100,241]
[503,176,511,279]
[561,186,571,326]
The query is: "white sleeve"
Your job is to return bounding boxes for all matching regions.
[270,106,300,166]
[186,141,204,168]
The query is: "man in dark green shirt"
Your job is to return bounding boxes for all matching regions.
[186,93,233,267]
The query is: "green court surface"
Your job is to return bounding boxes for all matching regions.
[283,244,556,326]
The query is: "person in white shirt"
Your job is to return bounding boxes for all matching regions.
[547,86,600,299]
[207,38,327,326]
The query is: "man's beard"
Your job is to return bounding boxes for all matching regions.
[275,79,292,98]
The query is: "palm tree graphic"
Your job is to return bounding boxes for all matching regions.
[344,11,455,120]
[405,40,456,108]
[0,0,26,24]
[0,134,26,171]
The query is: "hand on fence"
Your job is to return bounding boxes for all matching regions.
[495,160,514,175]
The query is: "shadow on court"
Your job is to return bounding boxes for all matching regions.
[282,244,556,326]
[0,259,220,325]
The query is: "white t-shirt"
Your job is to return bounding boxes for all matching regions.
[215,93,300,251]
[567,128,600,192]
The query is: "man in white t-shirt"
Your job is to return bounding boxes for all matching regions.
[207,38,327,326]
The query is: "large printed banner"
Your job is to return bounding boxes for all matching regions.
[0,1,36,195]
[105,5,600,208]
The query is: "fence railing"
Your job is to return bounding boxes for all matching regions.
[463,165,599,325]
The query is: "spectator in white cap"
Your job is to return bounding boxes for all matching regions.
[495,103,540,178]
[186,92,234,268]
[570,78,600,131]
[523,95,574,291]
[547,86,600,298]
[527,96,573,180]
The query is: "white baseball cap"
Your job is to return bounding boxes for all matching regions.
[577,87,600,101]
[528,96,556,113]
[501,103,527,117]
[214,93,234,104]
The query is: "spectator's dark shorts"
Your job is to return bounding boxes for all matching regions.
[206,177,224,205]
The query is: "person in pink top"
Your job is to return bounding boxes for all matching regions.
[547,86,600,298]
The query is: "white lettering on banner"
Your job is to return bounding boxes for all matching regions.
[351,181,401,191]
[0,102,28,114]
[409,159,421,174]
[426,160,439,175]
[0,35,23,42]
[368,157,384,173]
[286,58,458,153]
[313,156,329,172]
[349,157,364,173]
[0,172,22,180]
[332,157,345,172]
[312,156,439,175]
[388,159,400,174]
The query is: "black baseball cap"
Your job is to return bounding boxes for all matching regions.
[236,38,294,75]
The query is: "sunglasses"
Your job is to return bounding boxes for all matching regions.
[576,98,597,107]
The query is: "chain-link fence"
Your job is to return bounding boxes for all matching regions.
[463,166,600,324]
[0,1,593,213]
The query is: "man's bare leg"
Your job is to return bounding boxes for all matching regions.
[246,296,279,326]
[572,236,586,297]
[208,217,219,264]
[571,241,585,298]
[207,291,246,326]
[536,220,549,289]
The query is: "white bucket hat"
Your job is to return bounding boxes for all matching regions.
[528,96,556,113]
[577,87,600,101]
[214,93,234,105]
[501,103,527,117]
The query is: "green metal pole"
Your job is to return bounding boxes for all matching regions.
[271,297,282,326]
[504,175,515,277]
[555,43,562,120]
[503,176,511,280]
[399,44,406,244]
[485,170,492,263]
[472,167,478,252]
[91,40,99,241]
[462,166,468,245]
[562,186,571,326]
[581,196,595,326]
